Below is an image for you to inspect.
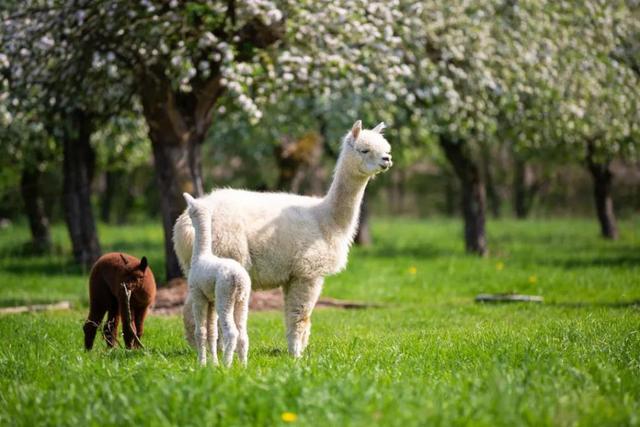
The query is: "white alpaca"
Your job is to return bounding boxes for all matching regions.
[183,193,251,367]
[174,120,392,357]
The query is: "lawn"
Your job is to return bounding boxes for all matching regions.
[0,217,639,426]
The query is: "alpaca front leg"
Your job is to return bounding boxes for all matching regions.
[206,303,219,366]
[192,292,209,366]
[284,278,323,358]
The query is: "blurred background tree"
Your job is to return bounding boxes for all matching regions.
[1,0,638,280]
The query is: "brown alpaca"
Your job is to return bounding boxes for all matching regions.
[83,253,157,350]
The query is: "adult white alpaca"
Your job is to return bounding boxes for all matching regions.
[174,120,392,357]
[183,193,251,367]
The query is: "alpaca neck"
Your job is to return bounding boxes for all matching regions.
[321,151,369,234]
[191,214,212,261]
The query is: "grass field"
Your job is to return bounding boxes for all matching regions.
[1,217,639,426]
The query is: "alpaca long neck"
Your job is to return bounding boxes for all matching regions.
[191,214,212,260]
[322,151,369,233]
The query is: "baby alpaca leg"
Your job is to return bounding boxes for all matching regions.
[284,278,323,358]
[216,280,238,367]
[206,303,219,366]
[191,291,209,366]
[234,295,250,366]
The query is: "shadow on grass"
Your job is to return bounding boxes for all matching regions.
[103,240,161,255]
[2,259,86,277]
[541,252,640,269]
[359,242,447,260]
[0,241,66,258]
[479,299,640,309]
[0,297,66,308]
[254,347,287,357]
[549,300,640,309]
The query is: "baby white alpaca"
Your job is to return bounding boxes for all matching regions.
[175,120,392,357]
[183,193,251,367]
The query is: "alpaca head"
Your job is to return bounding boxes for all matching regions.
[183,193,209,225]
[342,120,392,178]
[119,254,148,286]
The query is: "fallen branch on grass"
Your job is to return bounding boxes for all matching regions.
[475,293,544,303]
[121,283,145,349]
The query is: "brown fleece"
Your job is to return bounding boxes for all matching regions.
[83,252,157,350]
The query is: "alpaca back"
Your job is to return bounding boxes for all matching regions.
[174,188,355,288]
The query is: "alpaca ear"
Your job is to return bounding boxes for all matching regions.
[183,192,195,207]
[351,120,362,141]
[372,122,386,134]
[138,256,148,272]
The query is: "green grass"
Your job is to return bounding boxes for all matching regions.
[1,217,639,426]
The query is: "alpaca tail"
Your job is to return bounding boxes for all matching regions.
[173,210,194,276]
[236,270,252,303]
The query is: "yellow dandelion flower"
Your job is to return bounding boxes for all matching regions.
[528,275,538,284]
[495,261,504,271]
[281,412,297,423]
[408,266,417,275]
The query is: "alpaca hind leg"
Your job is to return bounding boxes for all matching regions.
[103,296,120,348]
[216,282,238,367]
[84,302,107,350]
[192,291,209,366]
[284,278,323,358]
[206,302,219,366]
[182,292,196,348]
[234,296,250,366]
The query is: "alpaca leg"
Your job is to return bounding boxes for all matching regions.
[182,292,196,348]
[216,281,238,367]
[118,295,138,349]
[206,302,219,366]
[192,291,209,366]
[234,296,250,366]
[133,306,149,341]
[103,296,120,348]
[83,302,107,350]
[284,278,323,358]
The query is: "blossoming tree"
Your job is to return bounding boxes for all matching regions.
[2,0,404,278]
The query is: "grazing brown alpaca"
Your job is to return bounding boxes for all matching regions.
[83,253,157,350]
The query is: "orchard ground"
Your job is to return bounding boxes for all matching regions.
[0,217,639,426]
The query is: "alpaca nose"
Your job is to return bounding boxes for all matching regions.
[382,155,391,162]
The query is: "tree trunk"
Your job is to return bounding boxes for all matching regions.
[100,169,117,223]
[440,136,487,256]
[62,110,101,267]
[140,74,222,281]
[443,168,457,216]
[586,143,618,239]
[513,157,540,219]
[150,138,205,280]
[481,146,501,218]
[354,193,372,246]
[20,165,52,253]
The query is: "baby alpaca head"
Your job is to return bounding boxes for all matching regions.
[183,193,209,223]
[341,120,392,178]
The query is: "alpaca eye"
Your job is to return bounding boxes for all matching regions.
[359,149,370,154]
